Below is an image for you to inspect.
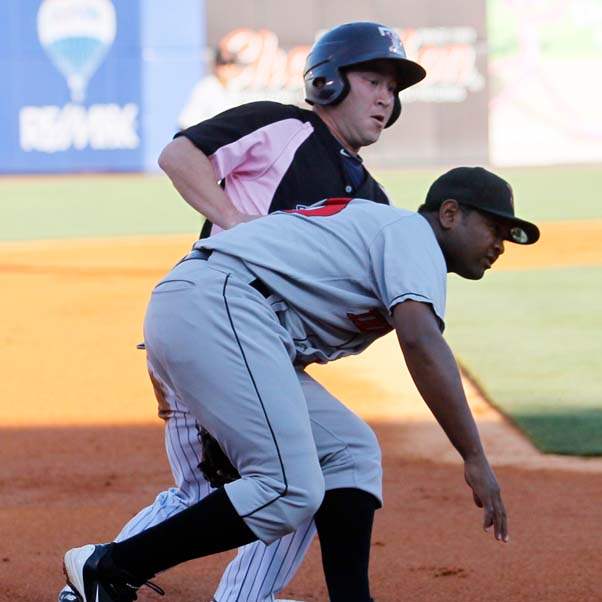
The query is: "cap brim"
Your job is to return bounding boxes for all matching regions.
[480,208,540,245]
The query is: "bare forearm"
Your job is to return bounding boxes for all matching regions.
[392,302,484,460]
[158,137,241,229]
[400,332,484,460]
[393,301,508,541]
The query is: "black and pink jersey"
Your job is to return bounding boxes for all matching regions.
[175,101,390,238]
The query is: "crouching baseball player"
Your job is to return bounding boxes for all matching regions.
[63,167,539,602]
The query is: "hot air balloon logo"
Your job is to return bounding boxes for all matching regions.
[37,0,117,103]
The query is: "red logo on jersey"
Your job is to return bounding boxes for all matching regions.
[347,309,392,334]
[286,198,353,217]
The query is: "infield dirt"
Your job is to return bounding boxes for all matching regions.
[1,224,601,600]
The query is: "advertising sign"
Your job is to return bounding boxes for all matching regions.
[1,0,142,172]
[0,0,204,173]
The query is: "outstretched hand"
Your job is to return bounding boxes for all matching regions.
[464,455,509,543]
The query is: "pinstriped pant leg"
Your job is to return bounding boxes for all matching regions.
[115,356,317,602]
[113,369,212,542]
[214,517,317,602]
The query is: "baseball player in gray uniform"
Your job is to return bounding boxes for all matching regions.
[63,166,539,602]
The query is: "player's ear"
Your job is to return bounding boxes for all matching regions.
[438,199,463,231]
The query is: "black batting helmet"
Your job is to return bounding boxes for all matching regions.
[303,22,426,128]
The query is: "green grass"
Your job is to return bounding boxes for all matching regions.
[2,166,601,454]
[376,164,602,222]
[0,176,201,241]
[446,267,602,455]
[1,165,601,241]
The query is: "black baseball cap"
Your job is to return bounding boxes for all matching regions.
[424,166,540,245]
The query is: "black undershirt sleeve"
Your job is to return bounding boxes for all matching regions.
[175,101,301,157]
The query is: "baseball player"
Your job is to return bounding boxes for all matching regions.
[63,167,539,602]
[58,21,426,602]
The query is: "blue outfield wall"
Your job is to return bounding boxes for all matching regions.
[0,0,204,173]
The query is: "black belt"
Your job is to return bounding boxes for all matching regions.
[182,248,271,298]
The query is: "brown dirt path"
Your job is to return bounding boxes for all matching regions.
[2,424,601,601]
[1,224,601,601]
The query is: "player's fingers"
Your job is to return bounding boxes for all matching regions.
[502,510,510,543]
[483,505,494,532]
[493,500,509,542]
[473,491,483,508]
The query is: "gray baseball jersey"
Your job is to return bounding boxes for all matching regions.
[142,198,448,543]
[196,197,447,365]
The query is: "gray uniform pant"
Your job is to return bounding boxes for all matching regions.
[143,253,382,543]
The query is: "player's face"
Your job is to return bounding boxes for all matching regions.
[446,206,508,280]
[325,61,398,152]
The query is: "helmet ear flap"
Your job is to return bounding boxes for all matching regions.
[307,76,330,104]
[305,67,349,106]
[385,95,402,128]
[329,69,350,105]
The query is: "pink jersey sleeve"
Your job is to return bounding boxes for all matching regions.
[207,119,313,226]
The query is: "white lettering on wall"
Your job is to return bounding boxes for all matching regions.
[19,103,140,152]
